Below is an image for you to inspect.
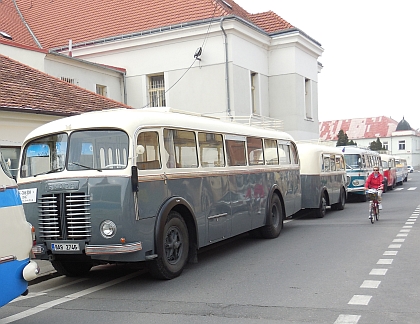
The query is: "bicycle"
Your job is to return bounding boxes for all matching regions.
[366,189,379,224]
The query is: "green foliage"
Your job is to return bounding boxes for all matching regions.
[369,138,383,151]
[336,129,357,146]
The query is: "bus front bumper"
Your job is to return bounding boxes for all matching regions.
[32,241,143,257]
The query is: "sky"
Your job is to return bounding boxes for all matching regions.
[235,0,420,130]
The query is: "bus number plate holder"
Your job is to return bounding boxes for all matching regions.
[51,243,80,252]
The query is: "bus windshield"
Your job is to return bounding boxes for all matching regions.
[344,154,360,169]
[21,130,129,178]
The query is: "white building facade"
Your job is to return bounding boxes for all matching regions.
[55,17,323,140]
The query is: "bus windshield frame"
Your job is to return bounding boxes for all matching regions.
[20,130,129,178]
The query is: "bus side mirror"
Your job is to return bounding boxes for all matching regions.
[131,166,138,192]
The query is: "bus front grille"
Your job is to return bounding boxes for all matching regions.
[38,193,91,240]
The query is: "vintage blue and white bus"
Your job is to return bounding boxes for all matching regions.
[297,143,347,218]
[0,152,39,307]
[340,146,381,201]
[17,108,301,279]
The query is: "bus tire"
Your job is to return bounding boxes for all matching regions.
[51,260,92,277]
[148,211,189,280]
[314,193,327,218]
[332,187,346,210]
[260,194,283,239]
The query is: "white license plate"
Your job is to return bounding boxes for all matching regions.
[51,243,80,251]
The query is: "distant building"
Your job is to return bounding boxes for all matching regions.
[319,117,420,168]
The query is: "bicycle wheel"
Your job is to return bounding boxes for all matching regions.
[370,203,375,224]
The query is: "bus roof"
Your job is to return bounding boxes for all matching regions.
[339,146,379,155]
[297,143,344,174]
[23,108,295,143]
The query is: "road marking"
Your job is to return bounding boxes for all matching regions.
[407,187,417,190]
[370,269,388,275]
[400,229,411,233]
[394,188,404,191]
[397,233,408,237]
[377,259,393,264]
[393,238,405,243]
[11,278,89,303]
[383,251,398,256]
[403,225,413,228]
[0,272,140,324]
[334,314,361,324]
[388,244,401,248]
[360,280,381,288]
[348,295,372,305]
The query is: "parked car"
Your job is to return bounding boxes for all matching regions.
[408,165,414,173]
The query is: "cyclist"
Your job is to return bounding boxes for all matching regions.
[365,166,384,213]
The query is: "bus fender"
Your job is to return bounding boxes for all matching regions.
[320,187,329,205]
[265,184,284,224]
[154,196,198,262]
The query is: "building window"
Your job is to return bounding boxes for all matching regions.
[399,140,406,150]
[251,72,259,114]
[61,77,75,84]
[96,84,107,97]
[148,74,166,107]
[383,141,388,150]
[305,78,312,119]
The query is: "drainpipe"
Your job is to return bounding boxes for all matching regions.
[123,72,127,105]
[220,17,231,117]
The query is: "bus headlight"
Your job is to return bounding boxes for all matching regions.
[100,220,117,239]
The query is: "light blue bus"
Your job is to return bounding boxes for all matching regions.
[0,152,39,307]
[340,146,381,202]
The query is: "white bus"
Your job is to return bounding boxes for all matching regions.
[297,143,347,218]
[0,152,39,307]
[394,157,408,185]
[17,108,302,279]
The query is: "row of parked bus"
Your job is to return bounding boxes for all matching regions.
[341,146,410,201]
[1,109,384,304]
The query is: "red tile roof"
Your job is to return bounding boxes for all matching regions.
[0,54,131,116]
[319,117,399,141]
[0,0,39,47]
[1,0,294,50]
[250,11,293,33]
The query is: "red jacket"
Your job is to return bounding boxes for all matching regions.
[365,172,384,189]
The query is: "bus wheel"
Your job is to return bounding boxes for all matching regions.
[51,261,92,277]
[260,194,283,239]
[315,194,327,218]
[332,188,346,210]
[148,211,189,280]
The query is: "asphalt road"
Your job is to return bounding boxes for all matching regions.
[1,172,420,324]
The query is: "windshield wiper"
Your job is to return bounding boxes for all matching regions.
[33,167,64,177]
[69,162,102,172]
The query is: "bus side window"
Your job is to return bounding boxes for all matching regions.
[330,155,336,171]
[226,139,246,166]
[247,137,263,165]
[198,132,225,167]
[278,144,290,165]
[264,139,279,165]
[290,143,299,165]
[323,156,330,172]
[171,129,198,168]
[137,131,161,170]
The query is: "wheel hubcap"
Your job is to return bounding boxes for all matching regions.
[165,227,183,264]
